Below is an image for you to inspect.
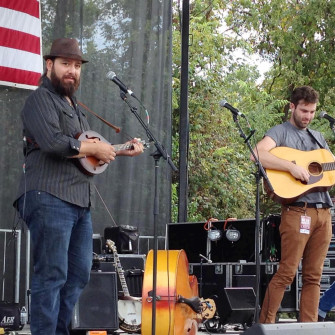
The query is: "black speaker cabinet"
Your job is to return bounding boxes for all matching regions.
[230,263,297,311]
[244,322,335,334]
[167,219,256,263]
[220,287,256,325]
[71,271,118,331]
[95,254,145,297]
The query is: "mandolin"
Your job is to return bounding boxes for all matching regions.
[77,130,148,175]
[106,239,142,333]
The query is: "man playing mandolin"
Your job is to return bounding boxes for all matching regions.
[251,86,333,323]
[14,38,143,335]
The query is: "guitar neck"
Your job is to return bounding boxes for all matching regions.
[322,161,335,171]
[114,255,130,296]
[106,240,131,296]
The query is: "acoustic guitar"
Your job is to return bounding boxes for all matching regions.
[106,239,142,333]
[265,147,335,204]
[77,130,147,175]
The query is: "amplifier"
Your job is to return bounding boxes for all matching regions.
[71,271,118,331]
[94,254,145,297]
[230,263,297,311]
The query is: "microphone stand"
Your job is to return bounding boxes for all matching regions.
[231,114,273,324]
[329,120,335,136]
[119,91,177,335]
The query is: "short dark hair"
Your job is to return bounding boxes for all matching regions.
[290,86,319,106]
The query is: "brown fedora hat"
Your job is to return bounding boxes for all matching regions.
[43,38,88,63]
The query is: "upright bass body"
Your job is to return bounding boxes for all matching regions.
[141,249,199,335]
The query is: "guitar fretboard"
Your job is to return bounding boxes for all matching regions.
[106,240,130,297]
[322,162,335,171]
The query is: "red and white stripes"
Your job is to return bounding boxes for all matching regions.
[0,0,42,89]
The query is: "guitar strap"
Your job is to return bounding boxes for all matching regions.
[77,101,121,133]
[306,128,324,149]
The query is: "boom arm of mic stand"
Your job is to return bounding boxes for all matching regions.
[120,92,178,172]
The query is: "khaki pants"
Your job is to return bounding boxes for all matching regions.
[259,206,332,323]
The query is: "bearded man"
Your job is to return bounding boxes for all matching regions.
[251,86,332,323]
[14,38,143,335]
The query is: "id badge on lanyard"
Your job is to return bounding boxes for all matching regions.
[300,215,311,234]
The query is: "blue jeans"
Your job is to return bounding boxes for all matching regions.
[17,191,93,335]
[319,281,335,318]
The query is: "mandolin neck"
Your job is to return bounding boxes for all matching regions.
[113,143,133,152]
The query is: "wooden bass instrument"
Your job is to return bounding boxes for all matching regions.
[141,249,216,335]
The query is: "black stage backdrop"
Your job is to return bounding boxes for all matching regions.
[0,0,172,304]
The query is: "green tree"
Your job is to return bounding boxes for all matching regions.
[172,0,335,222]
[172,1,286,222]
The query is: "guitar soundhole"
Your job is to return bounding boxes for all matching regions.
[308,162,322,175]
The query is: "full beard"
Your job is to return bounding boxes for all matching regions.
[50,68,80,97]
[292,111,309,129]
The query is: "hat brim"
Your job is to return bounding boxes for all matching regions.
[43,54,89,63]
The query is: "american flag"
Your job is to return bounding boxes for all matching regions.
[0,0,43,90]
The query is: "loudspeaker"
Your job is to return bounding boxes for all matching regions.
[71,271,118,331]
[96,254,145,297]
[243,322,335,334]
[220,287,256,324]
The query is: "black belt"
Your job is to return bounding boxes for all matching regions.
[289,202,330,209]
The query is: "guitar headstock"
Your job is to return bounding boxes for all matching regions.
[106,239,117,255]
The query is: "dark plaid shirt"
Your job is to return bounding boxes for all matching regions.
[15,76,93,207]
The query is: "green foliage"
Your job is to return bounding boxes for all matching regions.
[172,1,283,222]
[172,0,335,222]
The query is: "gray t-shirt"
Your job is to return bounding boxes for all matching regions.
[266,121,333,206]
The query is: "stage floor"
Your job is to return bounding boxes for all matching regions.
[16,322,245,334]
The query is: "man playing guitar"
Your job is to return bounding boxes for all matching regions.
[251,86,333,323]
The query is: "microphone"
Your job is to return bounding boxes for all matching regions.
[219,100,244,117]
[106,71,134,96]
[199,254,212,263]
[320,111,335,124]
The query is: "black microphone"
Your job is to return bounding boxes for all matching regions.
[106,71,134,96]
[219,100,244,117]
[320,111,335,124]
